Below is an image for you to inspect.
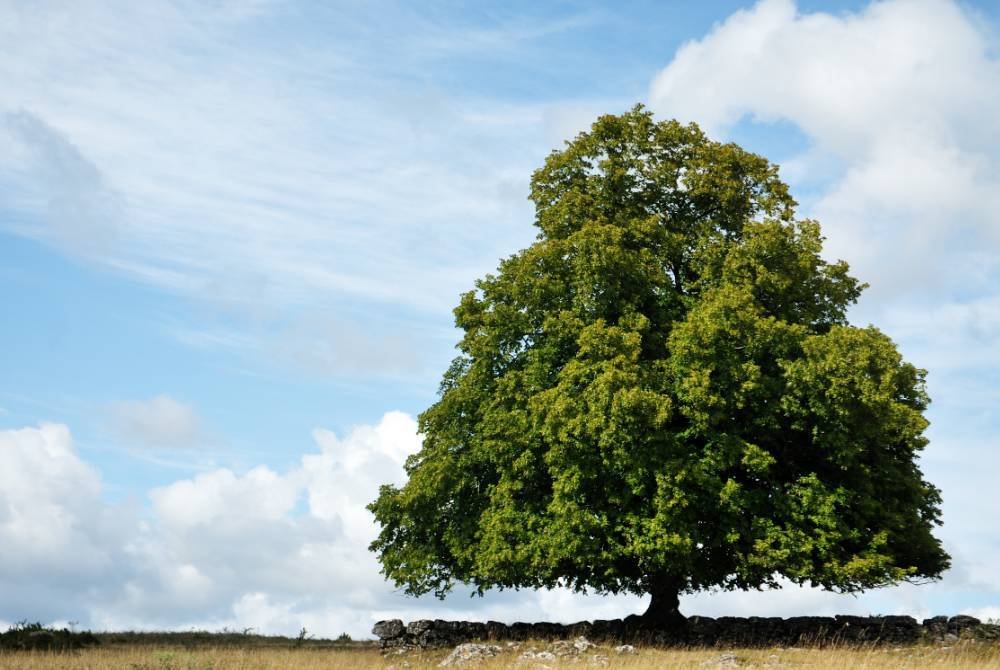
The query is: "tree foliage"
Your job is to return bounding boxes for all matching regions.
[368,106,949,608]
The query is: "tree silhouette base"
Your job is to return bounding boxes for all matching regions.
[639,578,686,628]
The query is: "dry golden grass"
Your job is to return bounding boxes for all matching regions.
[1,641,999,670]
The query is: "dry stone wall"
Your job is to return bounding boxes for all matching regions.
[373,614,998,649]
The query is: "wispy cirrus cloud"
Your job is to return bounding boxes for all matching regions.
[0,2,601,311]
[0,2,619,378]
[1,110,123,257]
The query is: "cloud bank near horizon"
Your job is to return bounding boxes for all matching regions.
[1,415,995,638]
[0,416,647,637]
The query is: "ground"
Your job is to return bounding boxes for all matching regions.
[2,641,1000,669]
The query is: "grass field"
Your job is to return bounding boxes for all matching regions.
[1,642,999,669]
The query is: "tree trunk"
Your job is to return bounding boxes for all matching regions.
[642,575,685,625]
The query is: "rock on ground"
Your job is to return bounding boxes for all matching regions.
[439,643,502,666]
[701,652,740,667]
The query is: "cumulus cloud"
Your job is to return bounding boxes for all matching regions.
[0,417,420,635]
[107,395,202,448]
[106,413,422,633]
[0,424,134,623]
[0,424,102,568]
[649,0,1000,305]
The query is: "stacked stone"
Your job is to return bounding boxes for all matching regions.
[373,614,998,650]
[922,614,995,642]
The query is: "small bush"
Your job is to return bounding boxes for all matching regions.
[0,620,99,651]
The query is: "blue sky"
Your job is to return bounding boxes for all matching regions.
[2,0,1000,637]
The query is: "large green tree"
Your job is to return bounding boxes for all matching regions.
[369,106,949,623]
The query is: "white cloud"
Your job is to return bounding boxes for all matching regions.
[303,411,421,539]
[650,0,995,146]
[149,466,298,528]
[0,417,423,635]
[649,0,1000,305]
[0,424,101,566]
[112,411,428,634]
[0,424,134,622]
[967,606,1000,623]
[107,394,202,448]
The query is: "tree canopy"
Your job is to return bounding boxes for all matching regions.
[368,105,949,621]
